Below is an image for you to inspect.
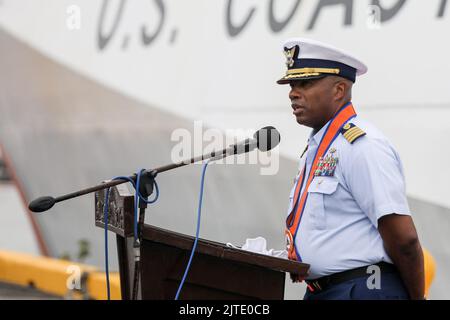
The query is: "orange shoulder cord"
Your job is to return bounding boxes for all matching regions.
[285,102,356,262]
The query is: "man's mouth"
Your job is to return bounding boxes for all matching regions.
[291,104,305,116]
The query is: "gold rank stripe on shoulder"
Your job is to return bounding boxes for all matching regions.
[341,123,366,144]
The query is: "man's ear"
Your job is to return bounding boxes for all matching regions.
[333,81,347,101]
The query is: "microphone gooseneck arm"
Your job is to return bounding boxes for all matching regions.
[28,138,260,213]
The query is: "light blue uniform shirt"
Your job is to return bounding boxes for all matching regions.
[287,115,411,280]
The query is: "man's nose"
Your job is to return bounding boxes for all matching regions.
[289,87,301,101]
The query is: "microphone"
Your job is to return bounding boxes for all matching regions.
[254,126,281,152]
[231,126,281,155]
[29,196,56,213]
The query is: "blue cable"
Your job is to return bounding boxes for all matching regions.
[103,162,207,301]
[113,172,159,240]
[134,173,141,240]
[103,170,159,300]
[175,160,210,300]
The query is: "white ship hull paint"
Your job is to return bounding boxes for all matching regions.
[1,0,449,208]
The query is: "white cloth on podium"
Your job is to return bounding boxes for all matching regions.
[226,237,288,259]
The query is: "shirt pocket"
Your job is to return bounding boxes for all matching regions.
[307,177,339,230]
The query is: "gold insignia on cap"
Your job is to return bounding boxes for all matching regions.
[284,46,297,68]
[286,67,340,75]
[282,72,321,80]
[341,123,366,144]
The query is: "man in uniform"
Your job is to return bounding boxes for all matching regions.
[278,38,425,300]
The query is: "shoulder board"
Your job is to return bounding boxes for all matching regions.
[340,123,366,144]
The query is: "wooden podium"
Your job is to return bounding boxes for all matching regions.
[95,184,309,300]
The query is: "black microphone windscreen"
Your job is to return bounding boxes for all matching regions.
[253,126,281,151]
[28,196,56,213]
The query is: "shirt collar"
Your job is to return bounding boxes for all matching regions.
[308,119,331,146]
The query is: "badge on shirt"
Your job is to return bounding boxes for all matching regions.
[314,148,338,177]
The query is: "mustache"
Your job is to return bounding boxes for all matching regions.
[291,100,305,110]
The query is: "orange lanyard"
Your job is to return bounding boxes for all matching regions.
[285,102,356,261]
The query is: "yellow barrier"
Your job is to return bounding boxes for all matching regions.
[0,250,121,299]
[423,248,436,298]
[87,271,121,300]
